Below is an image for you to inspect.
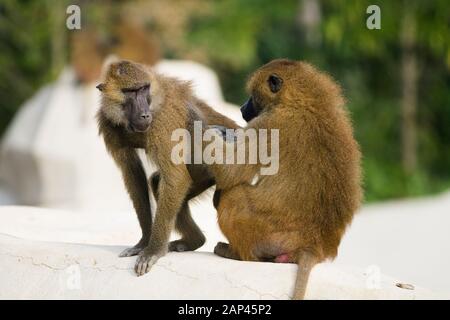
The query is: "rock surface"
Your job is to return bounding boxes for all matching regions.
[0,205,448,299]
[0,232,438,299]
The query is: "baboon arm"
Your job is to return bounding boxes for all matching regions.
[214,163,259,190]
[207,128,261,189]
[111,148,152,243]
[145,170,191,254]
[150,171,206,252]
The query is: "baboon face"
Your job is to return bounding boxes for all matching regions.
[97,60,153,132]
[241,59,295,122]
[241,59,343,122]
[120,83,152,132]
[241,73,283,122]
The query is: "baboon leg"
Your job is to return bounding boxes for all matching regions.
[135,171,194,276]
[169,202,206,252]
[213,189,221,209]
[151,171,212,252]
[150,171,214,200]
[150,171,161,198]
[213,242,241,260]
[113,150,152,258]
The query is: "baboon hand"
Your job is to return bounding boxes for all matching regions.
[209,125,227,136]
[134,248,165,276]
[209,125,236,143]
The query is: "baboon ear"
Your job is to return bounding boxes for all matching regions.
[99,54,120,79]
[268,74,283,93]
[96,83,105,91]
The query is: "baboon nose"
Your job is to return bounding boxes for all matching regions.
[141,113,150,120]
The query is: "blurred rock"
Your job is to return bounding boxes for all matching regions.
[0,60,243,210]
[0,71,81,207]
[0,187,15,206]
[0,231,439,299]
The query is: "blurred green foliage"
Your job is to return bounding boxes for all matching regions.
[0,0,54,135]
[0,0,449,202]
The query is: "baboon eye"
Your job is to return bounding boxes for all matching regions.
[268,75,283,93]
[121,84,150,93]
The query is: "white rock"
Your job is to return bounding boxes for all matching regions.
[0,232,439,299]
[0,69,114,209]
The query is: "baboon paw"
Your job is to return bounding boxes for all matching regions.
[118,246,144,257]
[169,240,189,252]
[134,252,161,276]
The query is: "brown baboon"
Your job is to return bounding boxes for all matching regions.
[96,60,238,275]
[210,59,362,299]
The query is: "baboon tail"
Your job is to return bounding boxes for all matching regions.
[292,252,317,300]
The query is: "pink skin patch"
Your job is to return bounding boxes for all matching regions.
[274,253,290,263]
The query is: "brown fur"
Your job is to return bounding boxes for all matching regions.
[210,59,362,299]
[97,60,239,274]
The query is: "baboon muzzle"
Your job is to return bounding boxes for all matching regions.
[240,97,259,122]
[125,85,152,132]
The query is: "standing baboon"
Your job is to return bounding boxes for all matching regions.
[96,60,239,275]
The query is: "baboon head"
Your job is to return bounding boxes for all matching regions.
[97,60,154,132]
[241,59,344,122]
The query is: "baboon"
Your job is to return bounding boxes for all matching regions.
[96,59,239,275]
[210,59,362,299]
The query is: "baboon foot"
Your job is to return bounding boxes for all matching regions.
[134,248,165,276]
[214,242,241,260]
[119,245,145,257]
[169,238,204,252]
